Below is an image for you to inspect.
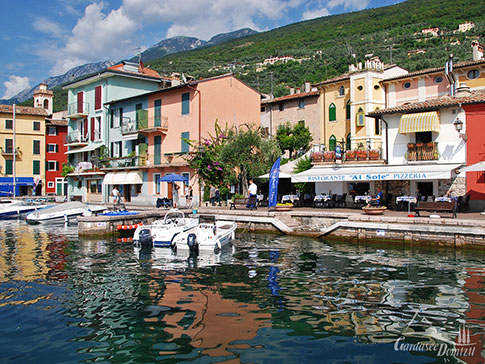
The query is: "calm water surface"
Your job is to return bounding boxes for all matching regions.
[0,219,483,364]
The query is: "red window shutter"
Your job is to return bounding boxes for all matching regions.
[77,92,84,113]
[91,117,95,141]
[83,118,88,140]
[95,86,102,110]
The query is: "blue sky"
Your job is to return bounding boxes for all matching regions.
[1,0,402,99]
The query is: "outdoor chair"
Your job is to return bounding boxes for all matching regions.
[336,193,347,208]
[458,195,470,212]
[324,194,337,208]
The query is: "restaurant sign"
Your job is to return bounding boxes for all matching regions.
[298,171,451,183]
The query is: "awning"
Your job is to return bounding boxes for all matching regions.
[460,161,485,172]
[258,172,292,179]
[65,142,104,154]
[291,163,462,183]
[103,171,143,185]
[0,177,35,186]
[399,111,440,134]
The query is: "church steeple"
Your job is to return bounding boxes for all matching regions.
[33,82,53,115]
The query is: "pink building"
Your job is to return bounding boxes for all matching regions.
[142,74,260,204]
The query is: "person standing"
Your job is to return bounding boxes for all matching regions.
[173,184,180,208]
[215,187,221,206]
[247,179,257,209]
[186,186,193,207]
[112,186,120,206]
[209,185,216,206]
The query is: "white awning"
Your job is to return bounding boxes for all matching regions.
[65,142,104,154]
[258,172,292,179]
[460,161,485,172]
[291,163,462,183]
[103,171,143,185]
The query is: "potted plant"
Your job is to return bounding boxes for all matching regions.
[357,149,368,160]
[345,150,356,160]
[407,143,415,149]
[324,151,335,162]
[369,149,380,160]
[274,203,293,211]
[312,152,323,162]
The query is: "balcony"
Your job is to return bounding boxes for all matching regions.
[0,146,22,158]
[67,102,89,118]
[406,142,439,161]
[99,155,148,169]
[65,130,88,146]
[138,116,169,134]
[311,148,384,164]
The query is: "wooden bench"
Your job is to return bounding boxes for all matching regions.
[415,201,457,218]
[230,197,256,210]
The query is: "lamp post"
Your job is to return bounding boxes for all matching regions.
[453,118,467,141]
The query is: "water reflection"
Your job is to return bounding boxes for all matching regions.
[0,221,483,363]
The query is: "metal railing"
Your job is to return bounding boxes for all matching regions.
[67,102,89,116]
[311,148,382,163]
[66,131,88,144]
[407,142,439,161]
[121,115,168,134]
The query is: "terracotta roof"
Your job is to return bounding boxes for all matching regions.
[261,90,319,104]
[46,119,68,126]
[107,63,161,78]
[383,59,485,82]
[0,104,48,117]
[318,74,350,86]
[367,89,485,116]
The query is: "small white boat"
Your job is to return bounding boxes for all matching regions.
[172,215,237,253]
[133,209,198,248]
[25,201,105,224]
[0,199,51,219]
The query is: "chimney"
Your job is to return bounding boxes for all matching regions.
[455,83,471,97]
[304,81,311,93]
[472,41,484,61]
[296,88,301,94]
[289,87,295,95]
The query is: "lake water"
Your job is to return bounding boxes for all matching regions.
[0,219,483,363]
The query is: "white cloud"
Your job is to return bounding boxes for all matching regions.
[33,18,64,38]
[2,75,31,99]
[327,0,370,10]
[302,7,330,20]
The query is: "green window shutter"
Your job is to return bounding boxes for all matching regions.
[346,133,352,150]
[346,100,351,120]
[5,160,12,175]
[181,132,190,153]
[154,136,161,165]
[154,99,162,127]
[33,160,40,175]
[329,103,336,121]
[329,135,337,151]
[181,93,190,115]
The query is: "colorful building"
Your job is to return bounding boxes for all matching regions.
[45,110,68,197]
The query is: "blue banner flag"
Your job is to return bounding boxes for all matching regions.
[268,157,281,208]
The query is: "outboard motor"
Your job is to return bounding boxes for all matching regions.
[138,229,153,247]
[186,233,199,255]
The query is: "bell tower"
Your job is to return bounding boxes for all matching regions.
[33,82,54,115]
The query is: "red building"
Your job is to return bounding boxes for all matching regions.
[45,112,68,196]
[463,102,485,210]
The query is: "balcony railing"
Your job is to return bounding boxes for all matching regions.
[100,155,147,169]
[0,146,22,156]
[311,149,382,163]
[65,130,89,145]
[67,102,89,118]
[121,116,169,134]
[407,142,439,161]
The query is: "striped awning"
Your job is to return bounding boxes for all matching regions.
[399,111,440,134]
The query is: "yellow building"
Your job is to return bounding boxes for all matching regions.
[0,104,48,196]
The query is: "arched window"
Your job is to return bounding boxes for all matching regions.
[339,85,345,96]
[346,133,352,150]
[329,103,336,121]
[346,100,351,120]
[356,108,365,127]
[43,99,49,109]
[329,135,337,151]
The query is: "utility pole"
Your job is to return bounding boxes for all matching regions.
[269,72,274,98]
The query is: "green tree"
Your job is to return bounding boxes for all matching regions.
[276,121,312,159]
[220,123,281,196]
[293,156,313,194]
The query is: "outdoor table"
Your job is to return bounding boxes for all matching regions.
[314,194,331,202]
[396,196,417,212]
[354,195,372,203]
[282,195,300,203]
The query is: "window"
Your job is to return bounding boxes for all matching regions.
[298,98,305,109]
[48,182,54,189]
[346,133,352,150]
[154,136,161,165]
[5,160,12,175]
[154,99,162,127]
[356,108,365,127]
[181,92,190,115]
[5,139,13,153]
[434,76,443,84]
[33,121,41,131]
[467,69,480,80]
[357,85,363,91]
[182,172,190,187]
[110,109,115,128]
[260,105,266,112]
[346,100,351,120]
[374,85,380,90]
[110,141,122,158]
[181,132,190,153]
[416,131,432,143]
[77,92,84,113]
[278,102,284,111]
[329,135,337,151]
[33,140,40,155]
[338,85,345,96]
[375,118,381,135]
[5,120,12,129]
[47,126,57,135]
[154,174,161,194]
[95,85,102,110]
[47,161,59,171]
[44,99,49,110]
[403,81,412,89]
[95,116,101,140]
[47,144,58,153]
[329,103,336,121]
[33,160,40,175]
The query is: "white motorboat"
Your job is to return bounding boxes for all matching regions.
[133,209,198,248]
[0,199,51,219]
[25,201,105,224]
[172,215,237,253]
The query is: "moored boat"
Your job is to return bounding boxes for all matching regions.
[133,209,198,248]
[0,199,51,219]
[25,201,105,224]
